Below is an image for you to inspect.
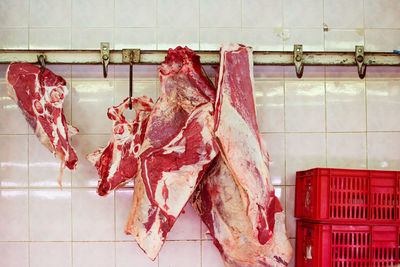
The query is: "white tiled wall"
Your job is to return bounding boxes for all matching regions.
[1,0,400,267]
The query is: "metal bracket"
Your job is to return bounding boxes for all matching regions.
[101,42,110,78]
[37,55,46,73]
[294,44,304,78]
[355,45,367,79]
[122,49,141,64]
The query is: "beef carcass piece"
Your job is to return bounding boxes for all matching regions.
[125,47,217,260]
[87,97,153,196]
[191,155,292,267]
[6,62,78,185]
[214,43,284,245]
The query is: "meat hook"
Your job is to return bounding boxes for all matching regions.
[37,55,46,73]
[355,45,367,79]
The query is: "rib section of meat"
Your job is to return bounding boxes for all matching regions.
[191,155,293,267]
[125,46,217,260]
[6,62,78,185]
[87,97,153,196]
[214,43,279,245]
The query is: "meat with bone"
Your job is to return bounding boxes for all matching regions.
[191,155,292,267]
[87,97,153,196]
[214,43,281,245]
[6,62,78,186]
[125,47,217,260]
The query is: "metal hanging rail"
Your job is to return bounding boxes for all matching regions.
[0,43,399,79]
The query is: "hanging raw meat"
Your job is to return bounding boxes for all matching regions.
[125,46,217,260]
[214,43,282,244]
[87,97,153,196]
[191,43,292,265]
[6,62,78,186]
[191,155,292,267]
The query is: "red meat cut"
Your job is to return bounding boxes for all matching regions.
[125,46,217,260]
[191,155,293,267]
[6,62,78,186]
[87,97,153,196]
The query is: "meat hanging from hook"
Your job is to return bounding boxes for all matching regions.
[129,62,133,110]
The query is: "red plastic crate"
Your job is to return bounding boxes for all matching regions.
[295,168,400,223]
[296,220,400,267]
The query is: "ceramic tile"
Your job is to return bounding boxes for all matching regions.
[71,135,109,187]
[367,67,400,80]
[28,135,72,187]
[243,0,283,27]
[30,0,71,27]
[73,242,115,267]
[0,135,28,187]
[46,65,72,79]
[0,28,28,49]
[29,189,71,241]
[72,28,114,49]
[285,81,325,132]
[275,186,286,208]
[0,0,28,27]
[368,133,400,170]
[167,203,201,240]
[284,66,325,79]
[326,80,366,132]
[324,0,364,28]
[325,30,364,51]
[256,81,284,132]
[285,186,296,238]
[157,28,199,50]
[283,29,324,51]
[115,188,133,241]
[30,242,72,267]
[0,189,28,241]
[201,221,212,240]
[115,0,156,27]
[0,242,29,267]
[365,29,400,52]
[72,0,114,27]
[115,28,157,50]
[241,28,284,51]
[365,0,400,28]
[71,65,115,80]
[367,81,400,131]
[202,240,225,267]
[199,28,242,50]
[114,81,158,107]
[254,66,284,79]
[262,134,285,185]
[286,133,326,185]
[327,133,367,169]
[325,66,360,79]
[114,65,159,80]
[159,241,200,267]
[116,242,158,267]
[158,0,198,27]
[72,189,114,241]
[200,0,241,27]
[30,28,71,49]
[283,0,323,28]
[71,80,114,134]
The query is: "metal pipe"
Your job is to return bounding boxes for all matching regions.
[0,49,399,66]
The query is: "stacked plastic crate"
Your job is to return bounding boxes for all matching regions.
[295,168,400,266]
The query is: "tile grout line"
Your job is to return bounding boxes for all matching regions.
[198,0,200,50]
[365,79,369,169]
[27,132,31,267]
[324,66,328,168]
[155,0,159,51]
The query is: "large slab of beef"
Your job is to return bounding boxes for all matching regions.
[6,62,78,185]
[125,47,217,260]
[192,155,292,266]
[87,97,153,196]
[191,43,292,266]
